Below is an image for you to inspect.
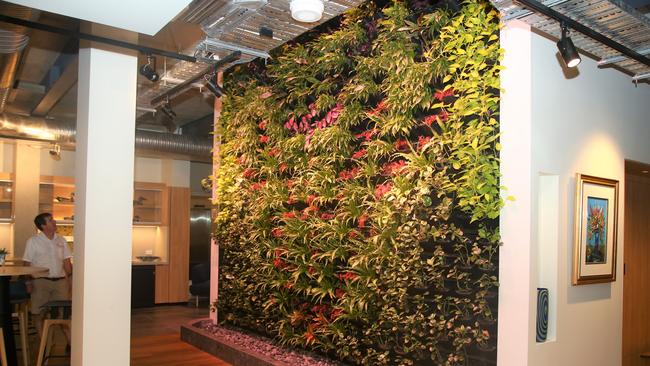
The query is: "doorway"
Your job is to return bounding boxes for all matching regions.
[622,160,650,366]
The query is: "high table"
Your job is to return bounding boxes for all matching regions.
[0,266,48,366]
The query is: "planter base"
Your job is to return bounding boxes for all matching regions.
[181,319,288,366]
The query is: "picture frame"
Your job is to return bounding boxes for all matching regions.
[572,174,619,285]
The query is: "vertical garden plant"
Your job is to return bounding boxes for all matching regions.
[213,0,503,364]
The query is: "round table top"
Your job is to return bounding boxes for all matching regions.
[0,266,48,277]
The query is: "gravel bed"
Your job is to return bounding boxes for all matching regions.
[195,320,346,366]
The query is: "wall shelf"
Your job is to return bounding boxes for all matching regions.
[0,173,14,222]
[39,176,75,223]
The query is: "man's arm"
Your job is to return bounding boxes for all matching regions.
[63,258,72,278]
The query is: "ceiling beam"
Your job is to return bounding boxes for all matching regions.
[31,57,78,117]
[0,14,197,62]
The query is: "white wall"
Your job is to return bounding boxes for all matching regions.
[0,141,14,172]
[134,157,190,187]
[499,21,650,366]
[134,157,163,182]
[40,148,76,177]
[190,162,211,195]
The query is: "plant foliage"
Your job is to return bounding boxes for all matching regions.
[213,0,503,364]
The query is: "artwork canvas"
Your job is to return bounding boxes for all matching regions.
[585,197,608,264]
[573,174,619,285]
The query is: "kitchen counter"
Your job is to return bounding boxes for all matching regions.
[132,259,168,266]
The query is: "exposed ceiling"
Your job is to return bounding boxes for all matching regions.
[0,0,364,147]
[491,0,650,81]
[0,0,647,156]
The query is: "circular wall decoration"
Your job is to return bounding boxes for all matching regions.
[536,287,549,342]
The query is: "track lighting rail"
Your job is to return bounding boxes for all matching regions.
[0,14,197,63]
[514,0,650,68]
[150,51,241,107]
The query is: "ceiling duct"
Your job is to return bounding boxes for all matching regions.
[0,113,212,160]
[0,3,39,113]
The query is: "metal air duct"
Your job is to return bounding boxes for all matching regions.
[0,4,38,113]
[0,113,212,160]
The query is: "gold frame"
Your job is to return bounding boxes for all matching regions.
[573,174,619,285]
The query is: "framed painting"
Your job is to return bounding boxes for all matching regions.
[573,174,619,285]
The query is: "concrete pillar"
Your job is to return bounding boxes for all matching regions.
[71,27,137,366]
[13,141,40,256]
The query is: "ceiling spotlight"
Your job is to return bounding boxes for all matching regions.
[139,55,159,82]
[290,0,323,23]
[204,75,224,97]
[160,102,176,120]
[49,143,61,160]
[259,26,273,39]
[557,22,581,68]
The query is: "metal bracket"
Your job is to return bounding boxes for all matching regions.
[150,51,241,107]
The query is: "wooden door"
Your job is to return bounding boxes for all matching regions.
[623,160,650,366]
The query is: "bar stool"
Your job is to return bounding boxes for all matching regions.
[9,280,30,366]
[36,300,71,366]
[0,327,7,366]
[10,298,29,366]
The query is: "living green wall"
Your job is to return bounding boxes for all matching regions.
[213,0,502,364]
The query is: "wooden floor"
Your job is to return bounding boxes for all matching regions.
[24,304,231,365]
[132,333,231,366]
[130,304,231,366]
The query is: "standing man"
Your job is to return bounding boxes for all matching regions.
[23,213,73,336]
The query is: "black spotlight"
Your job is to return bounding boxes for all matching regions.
[556,23,581,68]
[161,102,176,120]
[205,77,224,97]
[259,26,273,39]
[139,55,159,82]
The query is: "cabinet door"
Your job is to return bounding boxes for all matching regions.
[0,180,13,221]
[168,187,190,303]
[133,183,167,225]
[131,265,155,308]
[155,264,170,304]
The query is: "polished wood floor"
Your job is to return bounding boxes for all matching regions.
[21,304,231,365]
[130,304,231,366]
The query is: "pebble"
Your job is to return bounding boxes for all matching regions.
[195,320,346,366]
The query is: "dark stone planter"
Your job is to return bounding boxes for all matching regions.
[181,319,288,366]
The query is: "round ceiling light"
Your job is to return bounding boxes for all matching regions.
[290,0,324,23]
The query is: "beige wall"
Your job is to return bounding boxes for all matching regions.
[13,142,41,257]
[0,141,14,173]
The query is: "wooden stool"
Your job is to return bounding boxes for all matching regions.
[11,299,30,366]
[0,327,7,366]
[36,300,71,366]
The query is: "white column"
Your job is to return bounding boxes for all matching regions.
[72,36,137,365]
[209,72,222,323]
[498,20,533,366]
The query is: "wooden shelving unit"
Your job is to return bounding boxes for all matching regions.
[39,176,75,224]
[133,182,168,226]
[0,173,14,222]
